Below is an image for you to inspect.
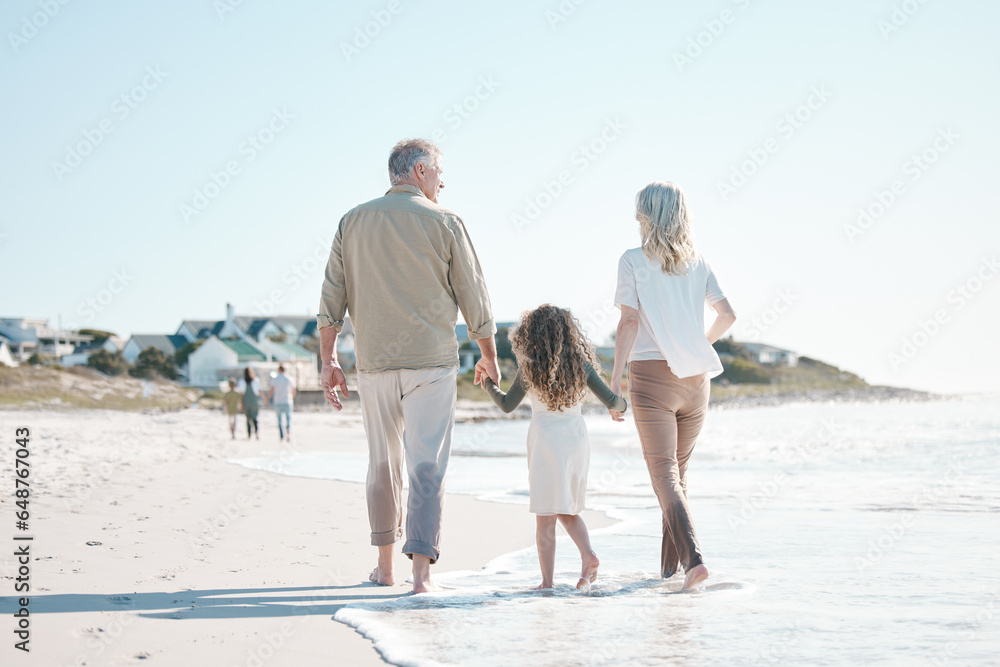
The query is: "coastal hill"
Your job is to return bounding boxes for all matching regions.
[706,338,934,408]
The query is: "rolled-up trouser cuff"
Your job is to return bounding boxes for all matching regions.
[402,539,439,564]
[371,527,402,547]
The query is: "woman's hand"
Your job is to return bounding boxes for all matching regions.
[608,408,625,422]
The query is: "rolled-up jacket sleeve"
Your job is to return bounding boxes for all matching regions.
[316,218,347,332]
[447,216,496,340]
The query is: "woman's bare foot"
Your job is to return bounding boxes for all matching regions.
[368,566,394,586]
[530,581,554,590]
[681,564,708,591]
[576,551,600,590]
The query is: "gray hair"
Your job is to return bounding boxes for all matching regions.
[388,139,442,185]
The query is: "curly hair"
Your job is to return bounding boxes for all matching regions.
[508,304,602,412]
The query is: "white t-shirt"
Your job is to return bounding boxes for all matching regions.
[269,373,294,405]
[614,248,727,379]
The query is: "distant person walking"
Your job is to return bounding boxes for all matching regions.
[611,181,737,591]
[318,138,498,594]
[267,365,295,441]
[237,367,264,440]
[222,378,241,439]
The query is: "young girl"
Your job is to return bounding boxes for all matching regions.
[483,304,627,590]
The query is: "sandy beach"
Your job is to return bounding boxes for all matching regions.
[0,406,612,666]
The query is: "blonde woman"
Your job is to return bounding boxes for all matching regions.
[483,305,627,590]
[611,181,737,591]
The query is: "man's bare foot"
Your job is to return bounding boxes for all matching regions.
[577,551,600,590]
[410,554,438,594]
[411,578,439,594]
[368,566,394,586]
[530,581,554,590]
[681,564,708,591]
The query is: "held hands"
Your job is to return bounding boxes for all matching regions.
[608,392,625,422]
[322,361,349,411]
[474,356,500,387]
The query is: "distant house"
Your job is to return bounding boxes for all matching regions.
[0,317,92,361]
[122,334,189,364]
[187,336,268,388]
[186,335,319,391]
[61,336,125,367]
[175,303,355,369]
[743,343,798,367]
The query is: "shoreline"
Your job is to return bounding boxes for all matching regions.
[0,407,614,666]
[447,384,950,421]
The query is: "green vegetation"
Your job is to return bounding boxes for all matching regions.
[712,336,751,360]
[130,347,177,380]
[87,349,130,376]
[711,354,868,401]
[718,356,773,384]
[26,353,57,366]
[174,339,205,368]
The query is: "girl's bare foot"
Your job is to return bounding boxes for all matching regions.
[576,551,600,590]
[530,581,553,590]
[369,566,394,586]
[681,564,708,591]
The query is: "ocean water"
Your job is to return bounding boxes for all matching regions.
[233,396,1000,666]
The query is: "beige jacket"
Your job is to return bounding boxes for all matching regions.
[317,184,495,372]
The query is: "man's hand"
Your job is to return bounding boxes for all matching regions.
[322,361,349,410]
[474,356,500,386]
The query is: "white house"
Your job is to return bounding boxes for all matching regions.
[186,336,270,389]
[743,343,798,367]
[175,303,355,368]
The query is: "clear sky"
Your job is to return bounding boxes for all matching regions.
[2,0,998,394]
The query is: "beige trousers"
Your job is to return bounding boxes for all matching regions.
[629,360,710,578]
[357,366,457,564]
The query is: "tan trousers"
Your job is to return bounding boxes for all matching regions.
[629,360,710,578]
[357,366,457,564]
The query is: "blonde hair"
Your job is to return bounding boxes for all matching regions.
[635,181,697,275]
[508,305,602,412]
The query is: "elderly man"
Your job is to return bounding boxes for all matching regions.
[317,138,498,593]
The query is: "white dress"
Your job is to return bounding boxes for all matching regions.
[525,390,590,516]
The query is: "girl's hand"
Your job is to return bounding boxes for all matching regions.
[608,409,625,422]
